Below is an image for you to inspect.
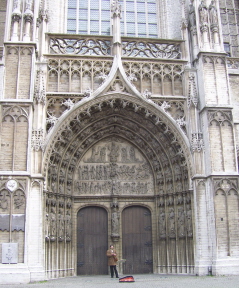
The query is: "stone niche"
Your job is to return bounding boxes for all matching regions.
[73,138,154,196]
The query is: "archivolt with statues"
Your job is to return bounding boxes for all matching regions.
[44,94,192,198]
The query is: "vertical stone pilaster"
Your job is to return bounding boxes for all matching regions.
[193,178,215,275]
[27,180,45,281]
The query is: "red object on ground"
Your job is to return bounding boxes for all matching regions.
[119,276,135,282]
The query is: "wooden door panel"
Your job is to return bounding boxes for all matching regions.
[122,206,153,274]
[77,206,108,275]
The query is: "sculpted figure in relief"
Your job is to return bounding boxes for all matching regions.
[121,147,128,162]
[99,147,106,162]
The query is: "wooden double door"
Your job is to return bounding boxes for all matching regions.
[77,205,153,275]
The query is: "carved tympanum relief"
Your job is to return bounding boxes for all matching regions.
[75,139,154,196]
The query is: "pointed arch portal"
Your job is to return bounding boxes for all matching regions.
[44,94,194,275]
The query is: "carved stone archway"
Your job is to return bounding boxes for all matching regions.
[43,94,194,274]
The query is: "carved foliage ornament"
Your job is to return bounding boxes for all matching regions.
[50,38,111,56]
[122,41,181,59]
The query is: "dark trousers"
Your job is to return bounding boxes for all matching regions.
[110,265,118,277]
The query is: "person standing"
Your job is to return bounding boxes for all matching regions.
[106,245,119,278]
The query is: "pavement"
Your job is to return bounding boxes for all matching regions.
[2,274,239,288]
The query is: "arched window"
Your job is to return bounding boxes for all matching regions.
[67,0,158,38]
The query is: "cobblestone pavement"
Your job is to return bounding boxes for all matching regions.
[2,274,239,288]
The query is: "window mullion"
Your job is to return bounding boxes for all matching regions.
[124,0,127,36]
[76,0,79,34]
[134,0,138,37]
[88,1,91,34]
[145,0,148,38]
[99,0,102,35]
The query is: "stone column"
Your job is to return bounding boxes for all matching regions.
[23,0,33,42]
[11,0,22,41]
[188,0,199,59]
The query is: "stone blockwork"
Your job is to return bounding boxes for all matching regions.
[4,45,34,99]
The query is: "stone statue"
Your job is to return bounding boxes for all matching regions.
[159,208,166,238]
[111,209,119,236]
[65,210,72,241]
[198,0,208,24]
[168,207,175,237]
[188,0,196,27]
[111,0,121,18]
[50,206,56,241]
[209,0,218,25]
[58,208,64,241]
[178,207,185,237]
[186,205,193,237]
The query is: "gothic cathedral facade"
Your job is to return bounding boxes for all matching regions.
[0,0,239,284]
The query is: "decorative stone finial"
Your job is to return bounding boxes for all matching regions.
[111,0,121,18]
